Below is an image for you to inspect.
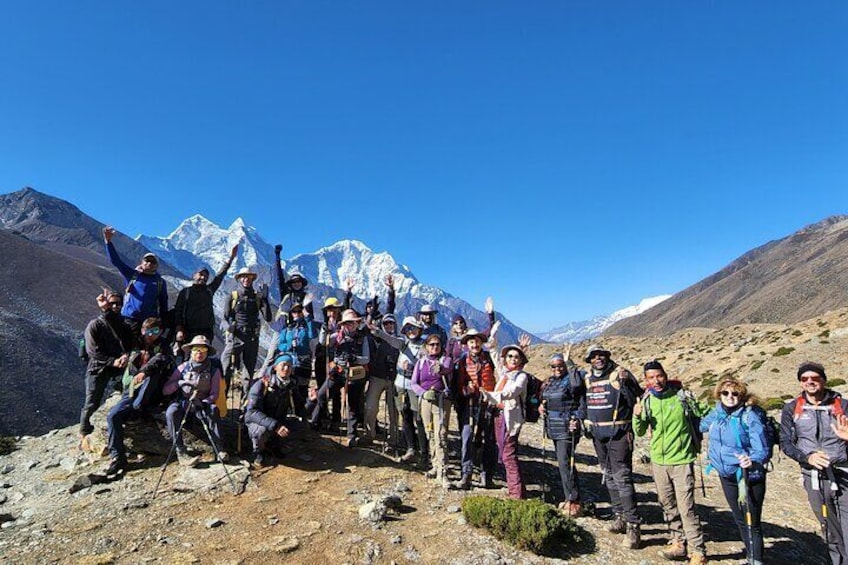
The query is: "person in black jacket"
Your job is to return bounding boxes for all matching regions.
[79,289,136,445]
[245,354,298,466]
[540,350,587,517]
[105,317,175,476]
[221,267,272,394]
[173,244,238,347]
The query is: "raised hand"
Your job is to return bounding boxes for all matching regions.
[274,244,282,255]
[563,343,572,362]
[103,226,116,242]
[832,413,848,441]
[484,296,494,314]
[230,244,239,261]
[519,333,531,349]
[343,277,355,292]
[385,274,394,289]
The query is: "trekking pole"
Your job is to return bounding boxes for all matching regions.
[569,414,578,480]
[541,410,549,503]
[818,469,830,549]
[152,396,194,500]
[743,468,754,565]
[196,404,239,495]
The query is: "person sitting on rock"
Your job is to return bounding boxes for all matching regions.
[105,317,175,476]
[245,354,298,466]
[163,335,227,467]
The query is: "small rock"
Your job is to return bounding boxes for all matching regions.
[268,516,279,526]
[393,480,411,493]
[206,518,226,528]
[21,508,36,520]
[359,501,386,523]
[274,537,299,553]
[457,516,467,526]
[346,488,359,495]
[1,521,14,529]
[390,534,402,544]
[69,475,93,494]
[0,513,15,524]
[0,493,6,504]
[24,461,38,471]
[0,465,13,475]
[446,505,461,513]
[0,483,10,488]
[380,495,403,511]
[59,457,77,473]
[182,542,193,548]
[9,492,23,503]
[349,534,364,544]
[123,499,149,511]
[305,476,319,483]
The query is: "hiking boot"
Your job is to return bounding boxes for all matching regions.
[105,458,127,477]
[606,513,626,534]
[424,468,438,479]
[252,451,268,468]
[399,448,416,463]
[659,538,687,561]
[217,451,230,463]
[177,450,201,468]
[622,523,641,550]
[567,501,584,518]
[453,474,472,490]
[346,437,359,448]
[687,553,708,565]
[477,472,495,489]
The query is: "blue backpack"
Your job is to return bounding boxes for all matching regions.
[734,404,780,467]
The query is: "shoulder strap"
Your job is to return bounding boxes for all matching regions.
[833,395,845,418]
[793,395,806,421]
[231,290,239,311]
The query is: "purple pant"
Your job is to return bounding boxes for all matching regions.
[494,412,526,499]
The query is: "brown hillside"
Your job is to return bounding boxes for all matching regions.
[606,215,848,337]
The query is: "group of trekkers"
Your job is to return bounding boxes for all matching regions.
[79,227,848,565]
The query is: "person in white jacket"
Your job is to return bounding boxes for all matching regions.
[481,334,531,499]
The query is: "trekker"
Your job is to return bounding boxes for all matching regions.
[633,360,710,564]
[80,289,136,446]
[480,336,532,500]
[221,267,272,394]
[103,226,168,335]
[453,328,499,490]
[371,316,428,464]
[245,354,298,467]
[411,334,454,488]
[781,362,848,565]
[163,336,227,467]
[700,377,770,565]
[445,297,497,362]
[264,301,315,419]
[174,244,238,346]
[582,344,644,549]
[273,244,314,319]
[418,304,447,347]
[539,350,587,516]
[313,297,345,427]
[363,314,401,450]
[105,317,175,476]
[328,309,371,447]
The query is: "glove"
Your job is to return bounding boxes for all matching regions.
[423,389,437,402]
[274,244,282,255]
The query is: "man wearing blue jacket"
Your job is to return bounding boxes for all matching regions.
[103,226,168,335]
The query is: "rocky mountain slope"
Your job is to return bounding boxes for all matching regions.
[540,295,671,343]
[606,216,848,337]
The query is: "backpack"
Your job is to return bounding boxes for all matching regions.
[78,336,89,364]
[524,372,543,424]
[736,404,780,467]
[643,386,703,452]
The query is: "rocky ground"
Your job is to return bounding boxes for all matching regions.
[2,308,847,564]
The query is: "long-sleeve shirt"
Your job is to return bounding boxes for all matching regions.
[174,258,233,334]
[84,312,136,376]
[163,360,221,405]
[105,241,168,321]
[411,355,452,396]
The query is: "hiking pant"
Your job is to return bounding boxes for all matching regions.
[653,462,706,555]
[420,393,450,476]
[804,469,848,565]
[364,377,399,446]
[80,369,121,436]
[221,328,260,390]
[720,473,766,564]
[554,436,581,503]
[593,431,639,524]
[292,366,311,419]
[309,375,343,426]
[494,411,526,499]
[166,400,224,452]
[106,395,139,462]
[396,388,428,457]
[345,378,366,440]
[456,399,497,480]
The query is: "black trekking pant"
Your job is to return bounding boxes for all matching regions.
[720,473,766,564]
[554,436,581,503]
[804,469,848,565]
[221,329,260,393]
[80,369,121,436]
[309,375,343,426]
[345,379,366,440]
[456,399,496,479]
[593,430,639,524]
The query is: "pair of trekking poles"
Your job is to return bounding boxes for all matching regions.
[152,391,239,500]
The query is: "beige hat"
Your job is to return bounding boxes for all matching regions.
[500,345,528,365]
[181,335,217,356]
[340,309,362,324]
[235,267,257,280]
[460,329,486,344]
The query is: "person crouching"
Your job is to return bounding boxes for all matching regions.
[245,354,298,466]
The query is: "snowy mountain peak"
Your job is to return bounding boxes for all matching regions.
[540,295,672,344]
[229,217,247,230]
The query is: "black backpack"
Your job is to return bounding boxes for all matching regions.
[524,372,543,423]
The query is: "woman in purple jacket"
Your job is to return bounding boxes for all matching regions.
[411,334,453,488]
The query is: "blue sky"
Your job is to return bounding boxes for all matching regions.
[1,2,846,333]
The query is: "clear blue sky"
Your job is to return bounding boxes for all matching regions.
[1,2,846,333]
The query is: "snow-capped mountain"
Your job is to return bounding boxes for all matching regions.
[136,216,533,344]
[539,295,672,343]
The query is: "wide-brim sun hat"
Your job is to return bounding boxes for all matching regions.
[500,345,528,365]
[460,329,485,344]
[235,267,257,280]
[323,297,341,310]
[418,304,437,314]
[584,344,611,363]
[400,316,424,333]
[340,309,362,324]
[181,335,217,356]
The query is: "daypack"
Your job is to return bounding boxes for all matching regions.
[643,386,703,452]
[736,404,780,467]
[524,372,543,424]
[78,336,89,364]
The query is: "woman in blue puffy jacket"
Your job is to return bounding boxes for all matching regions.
[700,377,769,565]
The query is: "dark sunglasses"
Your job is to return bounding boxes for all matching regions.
[721,390,741,398]
[426,342,441,347]
[800,375,823,383]
[143,328,161,336]
[550,364,566,370]
[107,301,122,307]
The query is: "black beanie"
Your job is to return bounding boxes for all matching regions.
[643,360,666,375]
[797,362,827,381]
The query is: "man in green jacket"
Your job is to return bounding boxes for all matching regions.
[633,360,710,565]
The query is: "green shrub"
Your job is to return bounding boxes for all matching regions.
[0,436,15,456]
[819,330,831,338]
[829,378,847,387]
[791,330,803,337]
[780,394,794,400]
[462,496,585,555]
[751,360,765,371]
[771,368,780,373]
[773,347,795,357]
[763,397,786,411]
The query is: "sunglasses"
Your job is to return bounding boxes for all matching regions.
[426,342,441,347]
[143,328,161,336]
[107,301,122,307]
[800,375,823,383]
[191,346,209,353]
[720,390,741,398]
[550,364,566,370]
[506,354,522,360]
